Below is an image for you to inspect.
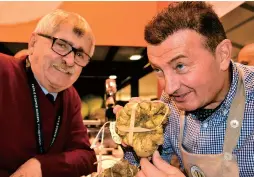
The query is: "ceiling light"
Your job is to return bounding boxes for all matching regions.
[129,55,142,60]
[109,75,117,79]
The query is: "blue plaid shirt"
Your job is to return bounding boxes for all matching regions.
[125,62,254,176]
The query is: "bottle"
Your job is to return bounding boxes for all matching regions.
[105,79,117,121]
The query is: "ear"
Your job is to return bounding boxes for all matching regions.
[215,39,232,71]
[28,33,37,55]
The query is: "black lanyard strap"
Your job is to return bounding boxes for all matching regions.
[26,60,62,154]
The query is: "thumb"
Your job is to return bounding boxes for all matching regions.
[153,151,181,175]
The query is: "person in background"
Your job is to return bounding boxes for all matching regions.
[115,2,254,177]
[238,43,254,66]
[0,9,97,177]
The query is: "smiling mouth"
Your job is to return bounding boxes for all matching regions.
[172,92,190,102]
[52,64,73,75]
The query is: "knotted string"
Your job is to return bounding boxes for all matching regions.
[90,101,169,176]
[117,101,169,145]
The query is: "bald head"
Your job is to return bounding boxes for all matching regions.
[238,43,254,66]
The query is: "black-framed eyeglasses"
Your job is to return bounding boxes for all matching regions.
[37,33,91,67]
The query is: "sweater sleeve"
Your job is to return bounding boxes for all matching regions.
[35,89,97,177]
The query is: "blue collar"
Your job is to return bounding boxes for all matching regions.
[34,77,57,101]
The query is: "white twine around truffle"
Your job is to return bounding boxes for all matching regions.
[117,101,170,146]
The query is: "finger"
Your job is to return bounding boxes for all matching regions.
[152,151,181,175]
[135,170,146,177]
[113,105,123,114]
[140,158,167,177]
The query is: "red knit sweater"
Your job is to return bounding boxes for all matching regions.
[0,53,97,177]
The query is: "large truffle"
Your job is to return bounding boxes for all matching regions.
[98,159,139,177]
[115,101,170,157]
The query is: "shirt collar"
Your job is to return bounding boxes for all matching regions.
[34,77,58,101]
[196,61,239,124]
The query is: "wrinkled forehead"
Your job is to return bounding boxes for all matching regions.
[72,25,94,55]
[147,30,208,57]
[54,23,94,54]
[56,22,93,39]
[73,26,85,37]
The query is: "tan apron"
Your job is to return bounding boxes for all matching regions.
[179,71,245,177]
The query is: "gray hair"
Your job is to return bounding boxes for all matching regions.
[34,9,95,56]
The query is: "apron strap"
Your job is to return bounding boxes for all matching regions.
[223,69,245,155]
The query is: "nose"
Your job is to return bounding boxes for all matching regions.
[62,51,75,66]
[164,74,180,95]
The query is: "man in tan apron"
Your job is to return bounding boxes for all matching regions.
[179,70,244,177]
[122,2,254,177]
[134,71,244,177]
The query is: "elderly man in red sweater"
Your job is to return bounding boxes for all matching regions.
[0,9,97,177]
